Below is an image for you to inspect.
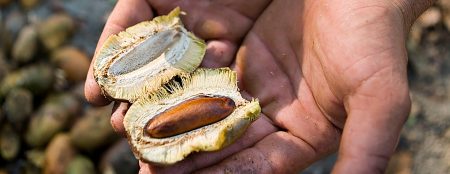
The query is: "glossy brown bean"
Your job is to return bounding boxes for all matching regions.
[145,97,235,138]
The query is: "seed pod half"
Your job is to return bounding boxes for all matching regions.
[124,68,261,165]
[44,134,76,174]
[69,106,119,151]
[4,88,33,129]
[0,50,9,81]
[0,123,20,160]
[51,46,90,82]
[12,25,38,63]
[25,93,81,147]
[26,149,45,168]
[38,13,74,50]
[93,7,206,102]
[20,0,40,9]
[66,155,96,174]
[0,64,54,98]
[0,0,12,6]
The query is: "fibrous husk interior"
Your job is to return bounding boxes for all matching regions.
[124,68,260,165]
[93,7,206,102]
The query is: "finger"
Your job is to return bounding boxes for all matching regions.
[142,114,277,174]
[332,67,410,173]
[393,0,437,29]
[200,40,237,68]
[139,161,152,174]
[111,102,130,137]
[85,0,153,106]
[150,0,263,42]
[197,131,324,174]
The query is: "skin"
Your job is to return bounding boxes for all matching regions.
[85,0,436,173]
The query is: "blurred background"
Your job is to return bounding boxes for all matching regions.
[0,0,138,173]
[0,0,448,174]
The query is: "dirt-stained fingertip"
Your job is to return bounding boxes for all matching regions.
[84,76,111,106]
[111,102,129,137]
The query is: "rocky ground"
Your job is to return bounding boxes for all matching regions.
[0,0,139,173]
[0,0,449,174]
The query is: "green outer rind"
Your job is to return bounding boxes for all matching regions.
[93,7,206,102]
[124,68,261,165]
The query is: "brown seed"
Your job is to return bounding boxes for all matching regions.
[44,134,76,174]
[20,0,39,9]
[146,97,236,138]
[0,0,12,6]
[38,14,74,50]
[51,46,90,82]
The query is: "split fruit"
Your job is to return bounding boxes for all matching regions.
[93,7,261,165]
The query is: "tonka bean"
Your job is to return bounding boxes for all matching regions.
[146,97,235,138]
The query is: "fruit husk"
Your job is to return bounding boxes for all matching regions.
[100,139,139,174]
[93,7,206,102]
[0,0,11,6]
[0,108,4,125]
[23,162,41,174]
[51,46,90,82]
[0,123,20,160]
[38,14,74,50]
[25,94,81,147]
[0,64,54,98]
[69,106,119,151]
[20,0,39,9]
[5,159,41,174]
[5,11,26,38]
[69,82,85,100]
[44,134,76,174]
[124,68,261,165]
[65,155,96,174]
[0,50,10,82]
[3,88,33,129]
[0,24,14,52]
[26,149,45,168]
[12,25,38,64]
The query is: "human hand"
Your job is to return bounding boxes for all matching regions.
[85,0,274,172]
[85,0,435,173]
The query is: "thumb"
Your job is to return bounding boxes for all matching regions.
[332,1,435,173]
[332,59,411,173]
[333,66,411,173]
[392,0,437,29]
